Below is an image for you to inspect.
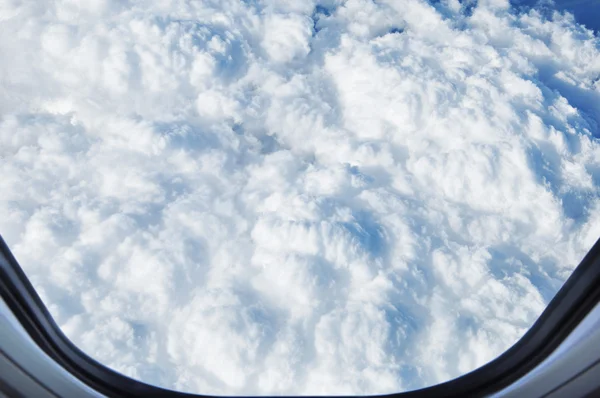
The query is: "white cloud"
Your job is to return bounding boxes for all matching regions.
[261,13,313,64]
[1,0,599,395]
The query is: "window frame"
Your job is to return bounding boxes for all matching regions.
[1,234,600,397]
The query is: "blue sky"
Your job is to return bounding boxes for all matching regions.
[516,0,600,32]
[0,0,599,395]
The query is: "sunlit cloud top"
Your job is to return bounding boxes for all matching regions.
[1,0,599,395]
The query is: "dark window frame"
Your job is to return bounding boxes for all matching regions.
[1,235,600,398]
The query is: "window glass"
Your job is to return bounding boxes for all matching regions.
[0,0,599,395]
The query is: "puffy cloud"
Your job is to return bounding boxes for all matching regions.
[1,0,599,395]
[261,13,313,64]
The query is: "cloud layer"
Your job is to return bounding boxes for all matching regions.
[1,0,599,394]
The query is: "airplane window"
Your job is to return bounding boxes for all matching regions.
[0,0,599,395]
